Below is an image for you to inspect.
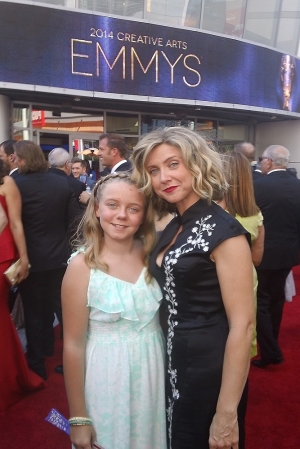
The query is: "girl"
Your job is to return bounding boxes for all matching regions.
[62,172,167,449]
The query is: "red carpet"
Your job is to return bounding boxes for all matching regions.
[1,328,70,448]
[2,268,300,448]
[246,266,300,448]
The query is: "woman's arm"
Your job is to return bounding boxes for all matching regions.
[4,176,29,281]
[251,224,265,266]
[62,253,96,449]
[209,235,255,449]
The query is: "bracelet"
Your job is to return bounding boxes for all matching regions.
[68,417,93,426]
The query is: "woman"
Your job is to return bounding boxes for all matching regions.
[221,152,265,358]
[62,173,167,449]
[222,152,264,267]
[0,159,45,413]
[132,127,254,449]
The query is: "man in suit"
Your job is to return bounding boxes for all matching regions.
[48,148,85,374]
[48,147,86,202]
[98,133,132,173]
[252,145,300,368]
[0,139,18,177]
[14,140,81,380]
[79,134,132,206]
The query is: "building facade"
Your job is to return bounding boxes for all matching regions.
[1,0,300,170]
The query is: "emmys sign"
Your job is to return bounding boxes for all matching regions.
[0,2,300,113]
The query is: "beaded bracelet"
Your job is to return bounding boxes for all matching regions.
[68,417,93,426]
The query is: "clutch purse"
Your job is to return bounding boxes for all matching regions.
[4,259,31,286]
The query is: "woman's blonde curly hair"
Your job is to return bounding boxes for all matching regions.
[131,126,228,215]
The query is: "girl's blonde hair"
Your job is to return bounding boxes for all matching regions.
[73,172,157,281]
[131,127,228,214]
[223,152,259,217]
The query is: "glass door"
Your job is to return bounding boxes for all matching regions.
[33,129,70,159]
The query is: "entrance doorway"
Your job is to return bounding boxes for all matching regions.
[33,131,70,158]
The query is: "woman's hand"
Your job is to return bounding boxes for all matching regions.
[17,257,30,283]
[70,425,97,449]
[209,412,239,448]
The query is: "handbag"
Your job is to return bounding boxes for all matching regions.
[4,259,31,286]
[0,202,8,234]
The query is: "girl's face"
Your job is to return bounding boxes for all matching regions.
[145,143,199,214]
[95,181,145,242]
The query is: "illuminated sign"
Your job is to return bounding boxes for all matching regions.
[0,2,299,112]
[32,110,45,127]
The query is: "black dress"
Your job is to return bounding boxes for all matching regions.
[149,199,249,449]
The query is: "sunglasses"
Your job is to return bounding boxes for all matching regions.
[258,156,273,162]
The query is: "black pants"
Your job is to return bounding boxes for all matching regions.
[19,267,66,379]
[256,268,290,361]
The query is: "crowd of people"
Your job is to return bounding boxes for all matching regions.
[0,128,299,449]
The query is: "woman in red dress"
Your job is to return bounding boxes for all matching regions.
[0,159,45,413]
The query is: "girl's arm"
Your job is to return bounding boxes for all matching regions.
[209,235,255,449]
[62,253,96,449]
[4,176,29,281]
[251,224,265,266]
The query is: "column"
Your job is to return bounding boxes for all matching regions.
[0,95,10,142]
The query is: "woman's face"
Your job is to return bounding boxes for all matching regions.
[145,143,199,214]
[95,181,145,243]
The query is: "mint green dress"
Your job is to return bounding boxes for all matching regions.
[76,255,167,449]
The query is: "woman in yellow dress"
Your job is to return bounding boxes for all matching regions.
[220,151,265,357]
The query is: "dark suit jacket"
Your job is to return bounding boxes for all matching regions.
[252,169,262,180]
[10,169,19,179]
[114,160,132,172]
[254,170,300,270]
[49,167,85,199]
[15,171,81,272]
[99,167,111,177]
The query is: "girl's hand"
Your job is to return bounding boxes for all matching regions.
[70,425,97,449]
[209,412,239,449]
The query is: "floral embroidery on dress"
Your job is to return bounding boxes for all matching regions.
[163,215,216,448]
